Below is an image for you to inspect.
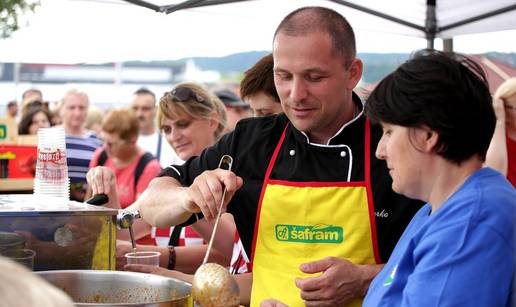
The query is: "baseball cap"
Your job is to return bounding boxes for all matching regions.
[215,89,250,108]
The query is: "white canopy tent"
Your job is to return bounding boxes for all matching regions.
[124,0,516,48]
[0,0,515,64]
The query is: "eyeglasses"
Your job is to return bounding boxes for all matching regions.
[104,139,128,148]
[167,87,206,105]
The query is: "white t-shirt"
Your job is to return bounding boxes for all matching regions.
[137,130,183,168]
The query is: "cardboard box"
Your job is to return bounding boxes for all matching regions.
[0,145,38,179]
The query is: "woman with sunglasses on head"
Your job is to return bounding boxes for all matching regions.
[87,82,236,273]
[151,82,235,269]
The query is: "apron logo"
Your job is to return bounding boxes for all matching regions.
[275,224,343,243]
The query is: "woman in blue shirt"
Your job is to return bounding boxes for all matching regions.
[363,50,516,307]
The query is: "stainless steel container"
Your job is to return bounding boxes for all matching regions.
[37,270,192,307]
[0,194,117,270]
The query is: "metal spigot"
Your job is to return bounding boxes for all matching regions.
[116,210,141,229]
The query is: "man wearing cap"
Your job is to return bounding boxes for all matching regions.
[215,89,252,131]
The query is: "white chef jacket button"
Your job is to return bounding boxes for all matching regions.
[340,151,346,157]
[289,149,295,156]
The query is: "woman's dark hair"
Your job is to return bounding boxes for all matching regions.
[365,49,495,164]
[18,106,52,135]
[240,54,280,103]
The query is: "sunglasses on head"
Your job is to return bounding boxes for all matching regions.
[168,87,206,105]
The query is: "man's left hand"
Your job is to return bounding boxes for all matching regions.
[296,257,377,306]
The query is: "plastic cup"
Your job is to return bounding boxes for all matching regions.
[34,127,69,203]
[3,248,36,270]
[125,251,160,267]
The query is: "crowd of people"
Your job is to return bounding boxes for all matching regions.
[1,5,515,307]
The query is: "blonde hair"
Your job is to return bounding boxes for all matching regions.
[0,256,74,307]
[62,88,90,106]
[85,106,104,130]
[102,108,139,141]
[494,78,516,100]
[158,82,227,140]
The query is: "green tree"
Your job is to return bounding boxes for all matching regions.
[0,0,40,39]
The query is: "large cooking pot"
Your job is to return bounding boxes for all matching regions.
[37,270,192,307]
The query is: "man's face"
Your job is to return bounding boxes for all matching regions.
[131,94,156,132]
[7,104,18,117]
[61,93,88,130]
[273,31,362,143]
[225,106,251,131]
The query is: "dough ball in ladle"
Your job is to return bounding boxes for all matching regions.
[192,263,240,307]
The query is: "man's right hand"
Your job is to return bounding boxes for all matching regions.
[182,169,243,221]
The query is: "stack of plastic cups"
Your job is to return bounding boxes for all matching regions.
[33,127,70,206]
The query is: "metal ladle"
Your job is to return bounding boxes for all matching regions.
[192,155,240,307]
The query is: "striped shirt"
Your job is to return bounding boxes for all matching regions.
[152,226,204,247]
[66,131,102,185]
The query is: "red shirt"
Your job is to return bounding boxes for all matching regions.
[507,135,516,188]
[90,148,162,244]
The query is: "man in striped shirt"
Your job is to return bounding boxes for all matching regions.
[60,89,102,202]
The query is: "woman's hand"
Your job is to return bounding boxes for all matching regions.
[493,97,506,125]
[86,166,120,209]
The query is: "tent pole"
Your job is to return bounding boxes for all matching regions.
[443,39,453,52]
[425,0,437,50]
[14,63,20,100]
[328,0,424,32]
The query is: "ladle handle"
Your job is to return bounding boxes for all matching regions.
[202,155,233,265]
[86,193,109,206]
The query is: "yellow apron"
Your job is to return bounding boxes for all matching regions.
[250,122,380,307]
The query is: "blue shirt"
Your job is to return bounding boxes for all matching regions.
[364,167,516,307]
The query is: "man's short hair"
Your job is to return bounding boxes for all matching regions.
[62,88,89,105]
[22,88,42,100]
[7,101,17,108]
[133,88,156,100]
[240,54,280,103]
[274,6,356,68]
[365,49,495,164]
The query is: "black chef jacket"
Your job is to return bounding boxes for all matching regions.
[159,94,423,262]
